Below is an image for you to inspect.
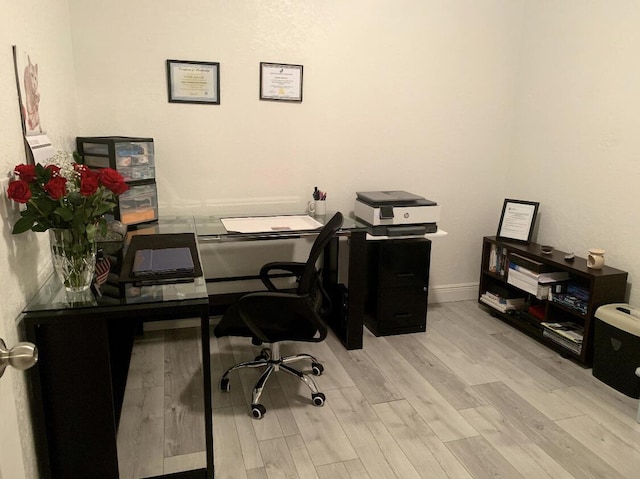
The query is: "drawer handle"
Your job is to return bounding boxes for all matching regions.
[393,313,412,319]
[396,272,415,278]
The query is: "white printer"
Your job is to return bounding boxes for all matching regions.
[354,190,441,236]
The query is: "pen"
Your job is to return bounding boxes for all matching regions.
[313,187,319,200]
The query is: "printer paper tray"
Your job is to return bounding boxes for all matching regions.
[367,223,438,236]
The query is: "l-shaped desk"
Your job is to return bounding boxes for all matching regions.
[21,213,443,479]
[21,214,368,479]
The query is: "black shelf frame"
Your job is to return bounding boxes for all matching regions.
[478,236,628,366]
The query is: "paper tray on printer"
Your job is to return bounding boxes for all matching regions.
[368,224,438,236]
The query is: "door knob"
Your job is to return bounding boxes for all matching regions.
[0,338,38,378]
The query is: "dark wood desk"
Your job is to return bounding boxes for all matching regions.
[22,214,370,479]
[22,218,213,479]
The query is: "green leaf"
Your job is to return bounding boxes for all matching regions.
[95,202,117,216]
[86,222,98,241]
[12,216,35,234]
[54,206,74,221]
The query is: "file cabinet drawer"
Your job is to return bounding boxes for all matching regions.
[375,287,427,332]
[364,238,432,336]
[374,239,430,288]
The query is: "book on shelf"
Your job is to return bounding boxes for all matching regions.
[484,291,526,306]
[550,283,589,315]
[537,282,569,300]
[536,272,570,300]
[489,244,498,273]
[541,321,584,343]
[567,283,590,301]
[508,262,540,279]
[542,331,582,354]
[488,244,508,275]
[509,253,548,274]
[541,321,584,355]
[507,267,539,295]
[538,271,571,284]
[499,247,507,275]
[480,292,526,313]
[527,304,545,321]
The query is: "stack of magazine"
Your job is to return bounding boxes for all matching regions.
[479,291,526,313]
[540,322,583,354]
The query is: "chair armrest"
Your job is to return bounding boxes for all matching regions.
[260,262,306,291]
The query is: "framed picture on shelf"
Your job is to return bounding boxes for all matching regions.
[166,59,220,104]
[496,199,539,243]
[259,62,303,102]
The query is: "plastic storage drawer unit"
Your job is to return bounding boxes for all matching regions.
[593,303,640,398]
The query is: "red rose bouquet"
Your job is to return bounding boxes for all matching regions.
[7,151,129,240]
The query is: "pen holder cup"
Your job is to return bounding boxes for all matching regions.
[308,200,326,216]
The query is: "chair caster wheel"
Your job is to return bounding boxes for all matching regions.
[220,378,230,392]
[251,404,266,419]
[312,392,326,407]
[311,362,324,376]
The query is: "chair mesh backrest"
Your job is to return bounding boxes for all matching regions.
[297,212,344,294]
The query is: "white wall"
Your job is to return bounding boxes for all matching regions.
[511,0,640,306]
[4,1,640,477]
[69,0,526,301]
[0,2,79,477]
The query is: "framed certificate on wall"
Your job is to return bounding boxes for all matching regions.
[166,59,220,104]
[260,62,303,102]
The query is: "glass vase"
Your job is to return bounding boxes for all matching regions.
[49,228,97,293]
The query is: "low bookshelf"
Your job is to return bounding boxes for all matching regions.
[478,236,628,366]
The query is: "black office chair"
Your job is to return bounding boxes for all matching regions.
[214,212,344,419]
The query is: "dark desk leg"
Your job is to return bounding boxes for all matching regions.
[324,230,365,350]
[200,309,215,479]
[345,230,365,350]
[32,318,119,479]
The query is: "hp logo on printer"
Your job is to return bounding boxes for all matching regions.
[404,213,410,219]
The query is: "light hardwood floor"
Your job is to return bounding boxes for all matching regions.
[117,300,640,478]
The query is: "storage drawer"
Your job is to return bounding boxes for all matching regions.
[375,286,427,331]
[377,239,430,288]
[117,183,158,225]
[78,138,155,181]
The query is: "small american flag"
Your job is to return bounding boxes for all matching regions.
[94,257,111,286]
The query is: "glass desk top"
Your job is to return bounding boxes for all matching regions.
[22,216,209,315]
[194,212,368,242]
[22,213,368,314]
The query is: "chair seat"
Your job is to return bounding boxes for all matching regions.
[214,298,322,343]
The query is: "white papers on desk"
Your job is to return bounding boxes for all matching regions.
[221,215,323,234]
[25,134,55,164]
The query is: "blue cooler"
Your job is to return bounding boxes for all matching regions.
[593,303,640,399]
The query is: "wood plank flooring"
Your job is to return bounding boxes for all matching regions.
[117,300,640,478]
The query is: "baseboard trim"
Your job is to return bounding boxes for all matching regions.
[428,282,479,304]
